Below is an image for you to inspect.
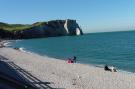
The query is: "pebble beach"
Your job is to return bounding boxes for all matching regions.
[0,47,135,89]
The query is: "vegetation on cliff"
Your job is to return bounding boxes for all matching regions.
[0,22,47,39]
[0,22,46,32]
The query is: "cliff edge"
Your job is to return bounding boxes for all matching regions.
[0,19,83,39]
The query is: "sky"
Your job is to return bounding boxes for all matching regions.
[0,0,135,33]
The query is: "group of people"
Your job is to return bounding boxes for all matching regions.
[67,56,77,63]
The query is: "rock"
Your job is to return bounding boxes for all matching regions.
[16,19,83,39]
[0,19,83,39]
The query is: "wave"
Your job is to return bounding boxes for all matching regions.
[3,42,12,47]
[19,47,26,52]
[1,40,12,47]
[16,47,33,54]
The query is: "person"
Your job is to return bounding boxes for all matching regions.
[104,65,117,72]
[110,66,117,72]
[67,58,73,63]
[104,65,110,71]
[72,56,77,63]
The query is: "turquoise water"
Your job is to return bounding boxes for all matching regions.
[11,31,135,73]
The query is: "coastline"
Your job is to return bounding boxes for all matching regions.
[0,47,135,89]
[10,44,135,74]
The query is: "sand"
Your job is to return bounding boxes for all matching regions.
[0,47,135,89]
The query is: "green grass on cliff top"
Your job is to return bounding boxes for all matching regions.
[0,22,46,32]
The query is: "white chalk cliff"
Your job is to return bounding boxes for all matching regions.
[14,19,83,38]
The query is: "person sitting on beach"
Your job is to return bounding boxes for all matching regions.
[104,65,117,72]
[104,65,110,71]
[110,66,117,72]
[67,58,73,63]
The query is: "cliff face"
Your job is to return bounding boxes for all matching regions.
[0,19,83,39]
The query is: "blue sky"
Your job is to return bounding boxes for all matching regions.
[0,0,135,33]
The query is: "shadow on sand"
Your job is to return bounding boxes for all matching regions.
[0,55,64,89]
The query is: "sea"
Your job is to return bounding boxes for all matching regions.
[10,31,135,73]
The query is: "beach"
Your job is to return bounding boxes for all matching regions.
[0,47,135,89]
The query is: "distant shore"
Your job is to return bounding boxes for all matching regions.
[0,47,135,89]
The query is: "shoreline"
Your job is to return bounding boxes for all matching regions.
[13,46,135,74]
[0,47,135,89]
